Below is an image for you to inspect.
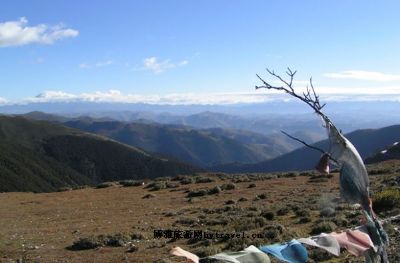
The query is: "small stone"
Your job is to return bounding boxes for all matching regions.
[126,244,138,253]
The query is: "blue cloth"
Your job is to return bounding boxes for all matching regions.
[259,239,308,263]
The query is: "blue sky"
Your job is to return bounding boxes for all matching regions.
[1,0,400,104]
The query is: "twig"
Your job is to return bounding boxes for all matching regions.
[280,130,339,164]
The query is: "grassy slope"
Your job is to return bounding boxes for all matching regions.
[0,160,399,262]
[0,116,199,192]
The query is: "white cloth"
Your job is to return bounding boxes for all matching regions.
[298,233,340,256]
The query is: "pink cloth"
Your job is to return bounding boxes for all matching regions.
[329,229,375,256]
[170,246,200,263]
[315,153,330,174]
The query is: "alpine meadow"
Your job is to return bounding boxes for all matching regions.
[1,1,400,263]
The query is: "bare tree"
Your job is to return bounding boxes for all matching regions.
[256,68,389,262]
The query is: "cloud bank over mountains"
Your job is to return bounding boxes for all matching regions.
[0,88,398,106]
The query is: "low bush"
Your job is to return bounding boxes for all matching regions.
[225,200,236,205]
[68,237,102,250]
[96,182,115,189]
[57,187,72,192]
[295,209,310,217]
[68,233,132,250]
[149,181,166,191]
[372,188,400,213]
[195,177,215,184]
[310,221,337,235]
[119,180,143,187]
[220,183,236,190]
[180,177,194,185]
[276,207,289,216]
[298,217,311,224]
[187,189,208,198]
[261,211,275,220]
[207,186,222,195]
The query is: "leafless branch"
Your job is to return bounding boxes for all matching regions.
[280,131,338,164]
[256,68,327,115]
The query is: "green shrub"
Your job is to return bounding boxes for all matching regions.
[166,182,179,188]
[261,211,275,220]
[180,177,194,185]
[193,247,221,258]
[131,233,145,240]
[295,209,310,217]
[175,217,198,226]
[103,234,131,247]
[208,186,222,195]
[57,187,72,192]
[202,218,228,226]
[278,172,298,178]
[96,182,115,189]
[225,199,236,205]
[149,181,166,191]
[257,193,268,200]
[277,207,289,216]
[68,237,102,250]
[68,233,133,251]
[310,221,337,235]
[372,188,400,213]
[195,177,215,184]
[220,183,236,190]
[119,180,143,187]
[332,216,348,227]
[298,217,311,224]
[187,189,208,197]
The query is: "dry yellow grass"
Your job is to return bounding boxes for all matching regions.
[0,162,399,263]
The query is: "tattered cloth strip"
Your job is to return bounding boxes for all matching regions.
[170,246,199,263]
[169,213,400,263]
[259,239,308,263]
[298,233,340,256]
[329,229,375,257]
[205,245,271,263]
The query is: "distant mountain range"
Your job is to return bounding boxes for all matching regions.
[0,116,199,192]
[20,111,321,167]
[2,100,400,134]
[211,125,400,173]
[62,119,301,167]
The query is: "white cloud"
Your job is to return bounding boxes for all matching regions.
[324,70,400,82]
[95,60,113,67]
[21,90,275,105]
[0,97,8,104]
[79,63,91,69]
[10,75,400,106]
[143,57,188,73]
[0,17,78,47]
[31,91,77,102]
[178,60,188,66]
[79,60,114,69]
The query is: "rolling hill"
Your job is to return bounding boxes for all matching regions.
[211,124,400,173]
[62,119,300,167]
[0,116,200,192]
